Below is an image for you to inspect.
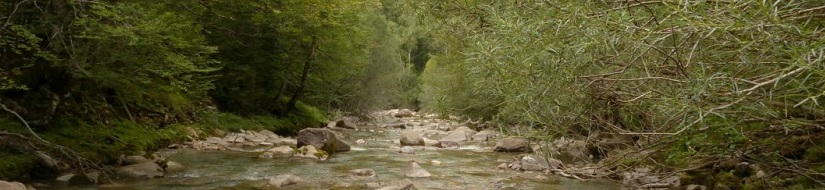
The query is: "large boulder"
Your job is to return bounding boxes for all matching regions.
[115,162,164,178]
[269,174,303,187]
[399,131,425,146]
[296,128,351,153]
[0,181,26,190]
[404,160,431,178]
[494,137,530,152]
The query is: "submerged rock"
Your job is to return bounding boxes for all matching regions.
[377,179,416,190]
[399,146,415,154]
[404,160,431,178]
[350,168,376,177]
[494,137,530,152]
[296,128,351,153]
[269,174,303,187]
[116,162,164,178]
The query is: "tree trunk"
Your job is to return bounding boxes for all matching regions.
[288,36,318,111]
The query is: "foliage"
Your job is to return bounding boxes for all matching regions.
[399,0,825,188]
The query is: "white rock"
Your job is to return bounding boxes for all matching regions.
[268,174,303,187]
[404,160,431,178]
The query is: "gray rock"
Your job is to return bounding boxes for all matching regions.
[0,180,26,190]
[296,128,351,153]
[258,129,279,138]
[394,109,415,118]
[269,174,303,187]
[685,184,707,190]
[494,137,529,152]
[400,131,425,146]
[399,146,415,154]
[383,122,407,129]
[453,126,477,136]
[422,138,439,146]
[267,137,297,147]
[116,162,164,178]
[350,168,376,177]
[439,130,470,143]
[436,141,460,149]
[365,182,382,188]
[472,130,496,142]
[377,179,416,190]
[164,161,185,173]
[336,119,358,129]
[496,163,508,170]
[356,139,367,144]
[121,155,151,165]
[267,146,295,155]
[520,155,551,171]
[404,160,431,178]
[206,137,226,145]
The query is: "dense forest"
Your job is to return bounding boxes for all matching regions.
[1,0,824,189]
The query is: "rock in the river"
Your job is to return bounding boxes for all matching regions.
[267,137,297,147]
[439,130,470,143]
[520,155,556,171]
[56,172,99,185]
[164,161,185,173]
[116,162,164,178]
[0,180,26,190]
[422,138,439,147]
[494,137,530,152]
[350,168,376,177]
[453,126,477,136]
[399,146,415,154]
[356,139,366,144]
[472,130,496,142]
[335,119,358,129]
[394,109,415,118]
[377,179,416,190]
[296,128,351,153]
[431,160,442,166]
[267,146,295,155]
[399,131,425,146]
[404,160,431,178]
[496,163,508,170]
[383,122,407,129]
[269,174,303,187]
[365,182,382,189]
[293,145,329,161]
[120,155,151,165]
[436,141,460,149]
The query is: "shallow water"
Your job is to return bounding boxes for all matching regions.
[43,121,625,190]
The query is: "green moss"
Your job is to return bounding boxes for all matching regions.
[0,152,37,180]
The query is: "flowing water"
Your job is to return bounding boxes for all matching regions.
[43,118,625,190]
